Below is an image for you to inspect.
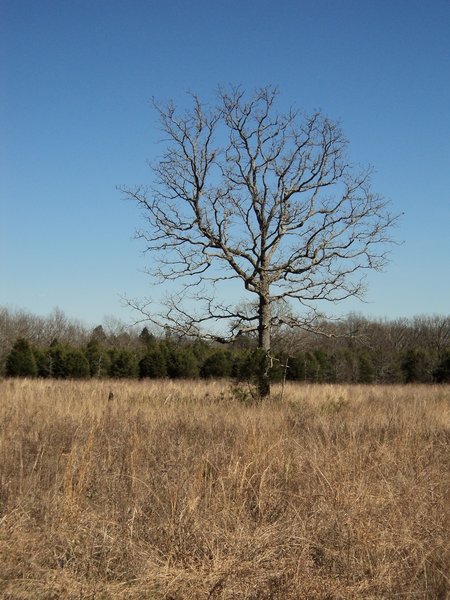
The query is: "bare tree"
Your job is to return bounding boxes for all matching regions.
[122,86,397,397]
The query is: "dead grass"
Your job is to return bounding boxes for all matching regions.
[0,378,449,599]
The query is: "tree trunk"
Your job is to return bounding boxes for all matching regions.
[257,291,271,398]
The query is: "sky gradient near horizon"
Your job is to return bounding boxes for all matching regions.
[1,0,449,327]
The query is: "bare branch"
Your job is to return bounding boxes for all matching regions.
[122,86,399,395]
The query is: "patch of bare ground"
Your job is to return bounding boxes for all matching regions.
[0,379,449,599]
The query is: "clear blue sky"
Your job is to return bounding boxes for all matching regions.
[1,0,449,327]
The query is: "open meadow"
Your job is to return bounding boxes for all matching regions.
[0,378,449,599]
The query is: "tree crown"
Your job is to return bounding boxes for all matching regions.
[123,85,397,342]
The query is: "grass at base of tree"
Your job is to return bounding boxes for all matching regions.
[0,379,449,599]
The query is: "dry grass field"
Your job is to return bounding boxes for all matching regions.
[0,378,449,599]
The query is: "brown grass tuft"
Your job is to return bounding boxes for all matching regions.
[1,379,449,599]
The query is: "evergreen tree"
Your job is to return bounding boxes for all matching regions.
[33,346,58,378]
[85,338,110,377]
[304,352,320,382]
[232,349,261,382]
[341,349,359,383]
[231,348,283,385]
[402,348,431,383]
[64,348,90,378]
[109,349,138,378]
[192,339,210,363]
[200,350,232,378]
[286,352,306,381]
[167,346,199,378]
[33,347,49,378]
[358,351,376,383]
[434,349,450,383]
[314,349,335,383]
[270,352,288,383]
[139,327,155,349]
[376,351,403,384]
[91,325,108,343]
[36,344,90,379]
[139,349,167,378]
[5,338,37,377]
[47,345,67,378]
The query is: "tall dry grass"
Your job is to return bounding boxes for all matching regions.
[0,378,449,599]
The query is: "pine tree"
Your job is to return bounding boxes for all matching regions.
[64,349,90,378]
[85,339,110,377]
[200,350,232,378]
[286,353,306,381]
[402,349,431,383]
[167,346,199,379]
[109,349,138,378]
[5,338,37,377]
[46,345,66,378]
[139,327,155,349]
[304,352,320,382]
[434,349,450,383]
[358,351,376,383]
[139,349,167,378]
[91,325,108,343]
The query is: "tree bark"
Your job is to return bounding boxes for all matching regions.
[257,288,271,398]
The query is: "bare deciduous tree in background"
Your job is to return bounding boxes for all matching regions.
[122,86,397,397]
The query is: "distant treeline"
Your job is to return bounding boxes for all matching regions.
[1,307,449,384]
